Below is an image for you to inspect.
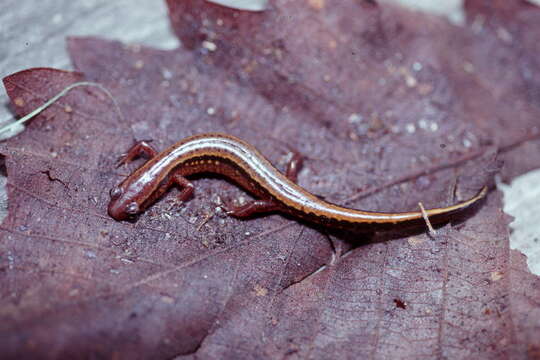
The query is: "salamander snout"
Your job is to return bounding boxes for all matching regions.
[107,186,140,221]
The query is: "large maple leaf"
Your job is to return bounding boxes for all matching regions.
[1,0,539,358]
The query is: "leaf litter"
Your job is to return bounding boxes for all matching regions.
[0,0,539,358]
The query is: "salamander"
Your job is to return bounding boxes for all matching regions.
[108,133,487,229]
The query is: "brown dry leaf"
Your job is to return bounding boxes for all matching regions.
[0,0,539,358]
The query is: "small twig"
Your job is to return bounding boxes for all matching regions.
[418,201,437,237]
[196,211,214,231]
[0,81,124,138]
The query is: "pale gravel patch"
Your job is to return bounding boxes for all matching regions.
[498,170,540,276]
[0,173,6,223]
[207,0,268,11]
[383,0,465,25]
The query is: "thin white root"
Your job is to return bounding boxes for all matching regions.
[0,81,124,139]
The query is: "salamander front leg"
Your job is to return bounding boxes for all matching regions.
[117,140,158,167]
[225,200,280,218]
[171,172,195,202]
[147,172,195,211]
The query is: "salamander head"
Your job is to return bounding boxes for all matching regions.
[107,183,143,221]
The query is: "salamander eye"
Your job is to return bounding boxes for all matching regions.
[110,187,123,199]
[125,202,139,215]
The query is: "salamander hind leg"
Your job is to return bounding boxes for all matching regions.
[284,149,327,200]
[117,140,158,167]
[285,149,304,183]
[225,199,281,218]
